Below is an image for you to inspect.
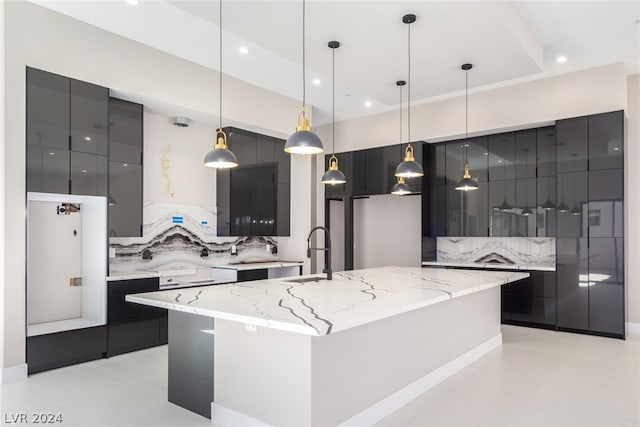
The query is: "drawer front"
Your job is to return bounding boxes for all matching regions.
[108,278,163,323]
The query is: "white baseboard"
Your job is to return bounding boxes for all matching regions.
[211,402,272,427]
[626,322,640,335]
[2,364,27,384]
[338,333,503,427]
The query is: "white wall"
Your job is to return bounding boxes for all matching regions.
[2,0,307,372]
[0,0,6,383]
[353,195,422,269]
[626,73,639,326]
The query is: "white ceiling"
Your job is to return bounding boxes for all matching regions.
[30,0,640,126]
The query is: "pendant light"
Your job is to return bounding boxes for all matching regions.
[455,63,479,191]
[395,14,424,179]
[204,0,238,169]
[570,152,582,215]
[321,41,347,185]
[391,80,411,195]
[520,148,533,215]
[284,0,323,155]
[557,142,569,212]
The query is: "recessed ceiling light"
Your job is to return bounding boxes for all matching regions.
[81,169,88,174]
[556,55,567,63]
[312,78,321,85]
[126,0,139,5]
[238,46,249,55]
[364,101,373,108]
[84,136,91,141]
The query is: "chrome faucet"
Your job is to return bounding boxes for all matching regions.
[307,226,332,280]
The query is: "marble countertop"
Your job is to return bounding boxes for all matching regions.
[421,261,556,272]
[212,261,303,271]
[126,266,528,336]
[107,271,161,281]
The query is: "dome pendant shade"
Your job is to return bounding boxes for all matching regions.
[395,145,424,178]
[570,204,582,215]
[541,198,556,210]
[498,198,513,211]
[521,206,533,216]
[285,111,323,154]
[322,155,346,185]
[204,129,238,168]
[455,164,479,191]
[391,176,411,195]
[108,194,117,206]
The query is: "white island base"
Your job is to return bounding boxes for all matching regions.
[213,286,500,426]
[127,267,527,426]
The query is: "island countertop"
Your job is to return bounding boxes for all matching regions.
[126,266,528,336]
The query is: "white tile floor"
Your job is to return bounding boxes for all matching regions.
[1,325,638,426]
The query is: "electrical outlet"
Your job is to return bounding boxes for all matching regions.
[231,244,238,255]
[266,244,272,253]
[109,247,116,259]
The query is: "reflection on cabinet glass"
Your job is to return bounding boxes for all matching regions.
[488,133,515,181]
[489,180,516,237]
[27,67,70,150]
[514,178,536,237]
[588,111,623,170]
[536,127,556,177]
[70,152,107,196]
[588,238,624,335]
[27,146,69,194]
[515,130,536,179]
[536,176,556,237]
[445,137,488,184]
[109,162,142,237]
[446,182,488,237]
[557,172,587,237]
[229,164,276,236]
[557,238,589,331]
[503,272,556,326]
[557,117,588,173]
[109,98,143,164]
[70,79,109,155]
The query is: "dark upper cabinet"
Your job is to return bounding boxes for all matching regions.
[422,144,446,237]
[445,137,487,184]
[108,98,143,237]
[70,79,109,155]
[217,127,289,236]
[515,130,536,179]
[557,172,587,237]
[536,175,557,237]
[70,152,107,196]
[588,111,623,170]
[351,150,367,196]
[26,68,109,198]
[27,146,70,194]
[26,67,70,150]
[448,182,488,237]
[536,127,556,177]
[109,98,143,164]
[557,117,588,173]
[383,145,402,194]
[488,133,516,181]
[515,178,536,237]
[365,148,385,195]
[489,180,516,237]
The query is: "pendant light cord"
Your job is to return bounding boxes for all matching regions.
[407,21,411,144]
[219,0,223,130]
[464,68,468,164]
[302,0,306,111]
[331,44,335,154]
[399,84,403,144]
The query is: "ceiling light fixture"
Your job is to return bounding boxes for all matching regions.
[204,0,238,169]
[312,78,321,85]
[395,14,424,179]
[364,101,372,108]
[238,46,249,55]
[455,63,479,191]
[392,80,410,196]
[125,0,139,5]
[321,41,347,186]
[556,55,567,63]
[284,0,323,155]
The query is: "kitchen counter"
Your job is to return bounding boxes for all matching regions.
[422,260,556,271]
[106,271,160,281]
[127,266,527,425]
[211,260,303,271]
[127,266,528,336]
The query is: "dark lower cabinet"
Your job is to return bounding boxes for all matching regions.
[502,271,556,328]
[27,326,107,374]
[107,277,168,357]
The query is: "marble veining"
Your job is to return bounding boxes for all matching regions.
[109,202,277,272]
[436,237,555,270]
[126,267,529,336]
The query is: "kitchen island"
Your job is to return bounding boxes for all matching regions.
[127,266,528,426]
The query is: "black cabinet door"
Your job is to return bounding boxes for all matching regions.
[70,79,109,155]
[557,117,588,173]
[109,98,143,164]
[488,133,516,181]
[515,178,536,237]
[488,180,516,237]
[229,129,257,165]
[423,144,446,236]
[364,148,385,195]
[230,164,276,236]
[383,145,401,194]
[557,172,587,237]
[515,130,537,179]
[557,238,589,330]
[27,146,70,194]
[70,152,107,196]
[536,176,556,237]
[508,272,556,326]
[26,67,70,150]
[107,278,161,323]
[351,150,367,196]
[588,169,623,238]
[588,237,624,335]
[536,127,556,177]
[109,161,142,237]
[588,111,623,170]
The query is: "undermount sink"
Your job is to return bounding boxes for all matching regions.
[283,277,324,284]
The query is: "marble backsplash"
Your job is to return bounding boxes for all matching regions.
[109,202,277,273]
[435,237,555,269]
